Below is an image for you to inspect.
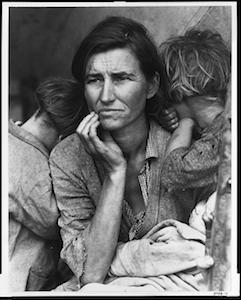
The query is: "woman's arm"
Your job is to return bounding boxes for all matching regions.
[50,113,127,285]
[75,112,127,284]
[82,167,126,284]
[50,142,126,285]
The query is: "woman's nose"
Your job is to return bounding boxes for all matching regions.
[99,79,115,103]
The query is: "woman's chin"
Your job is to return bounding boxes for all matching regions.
[100,119,122,131]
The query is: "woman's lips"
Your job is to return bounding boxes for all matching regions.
[98,109,123,116]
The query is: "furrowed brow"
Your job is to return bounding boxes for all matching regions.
[112,71,135,77]
[85,73,101,79]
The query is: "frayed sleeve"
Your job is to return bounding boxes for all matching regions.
[161,122,223,191]
[50,159,95,280]
[49,139,98,281]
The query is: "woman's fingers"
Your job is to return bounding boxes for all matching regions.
[81,114,99,138]
[156,232,181,242]
[143,223,165,239]
[150,231,167,241]
[89,119,100,139]
[146,225,170,240]
[78,113,98,141]
[149,227,179,242]
[76,111,95,135]
[89,121,108,154]
[84,119,101,155]
[76,112,102,155]
[156,234,169,242]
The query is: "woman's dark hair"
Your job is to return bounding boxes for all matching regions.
[159,28,231,105]
[35,77,89,138]
[72,16,162,91]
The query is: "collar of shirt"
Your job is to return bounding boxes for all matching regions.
[139,120,161,175]
[9,119,50,158]
[145,120,159,160]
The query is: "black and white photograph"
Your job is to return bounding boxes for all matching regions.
[1,1,239,297]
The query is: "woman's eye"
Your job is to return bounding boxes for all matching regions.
[86,77,101,84]
[113,75,129,82]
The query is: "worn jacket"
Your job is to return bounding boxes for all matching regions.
[8,120,60,291]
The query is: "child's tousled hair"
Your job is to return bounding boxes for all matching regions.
[159,28,231,105]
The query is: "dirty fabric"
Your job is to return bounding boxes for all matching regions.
[9,120,60,291]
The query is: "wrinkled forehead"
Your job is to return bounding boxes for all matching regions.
[85,48,142,75]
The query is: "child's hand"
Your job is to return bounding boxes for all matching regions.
[158,107,179,132]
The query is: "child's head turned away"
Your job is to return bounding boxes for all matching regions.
[159,28,231,126]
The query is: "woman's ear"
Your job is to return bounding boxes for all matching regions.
[147,72,160,100]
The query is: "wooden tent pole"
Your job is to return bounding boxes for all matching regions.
[205,83,232,291]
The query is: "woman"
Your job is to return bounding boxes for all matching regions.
[49,16,215,291]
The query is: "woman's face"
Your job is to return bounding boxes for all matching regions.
[84,48,155,131]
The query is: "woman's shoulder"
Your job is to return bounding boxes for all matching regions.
[51,132,84,154]
[49,132,94,170]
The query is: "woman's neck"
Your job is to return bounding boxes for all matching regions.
[111,114,149,161]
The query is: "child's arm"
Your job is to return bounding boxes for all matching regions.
[165,102,196,158]
[161,117,223,191]
[160,100,224,191]
[165,117,195,159]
